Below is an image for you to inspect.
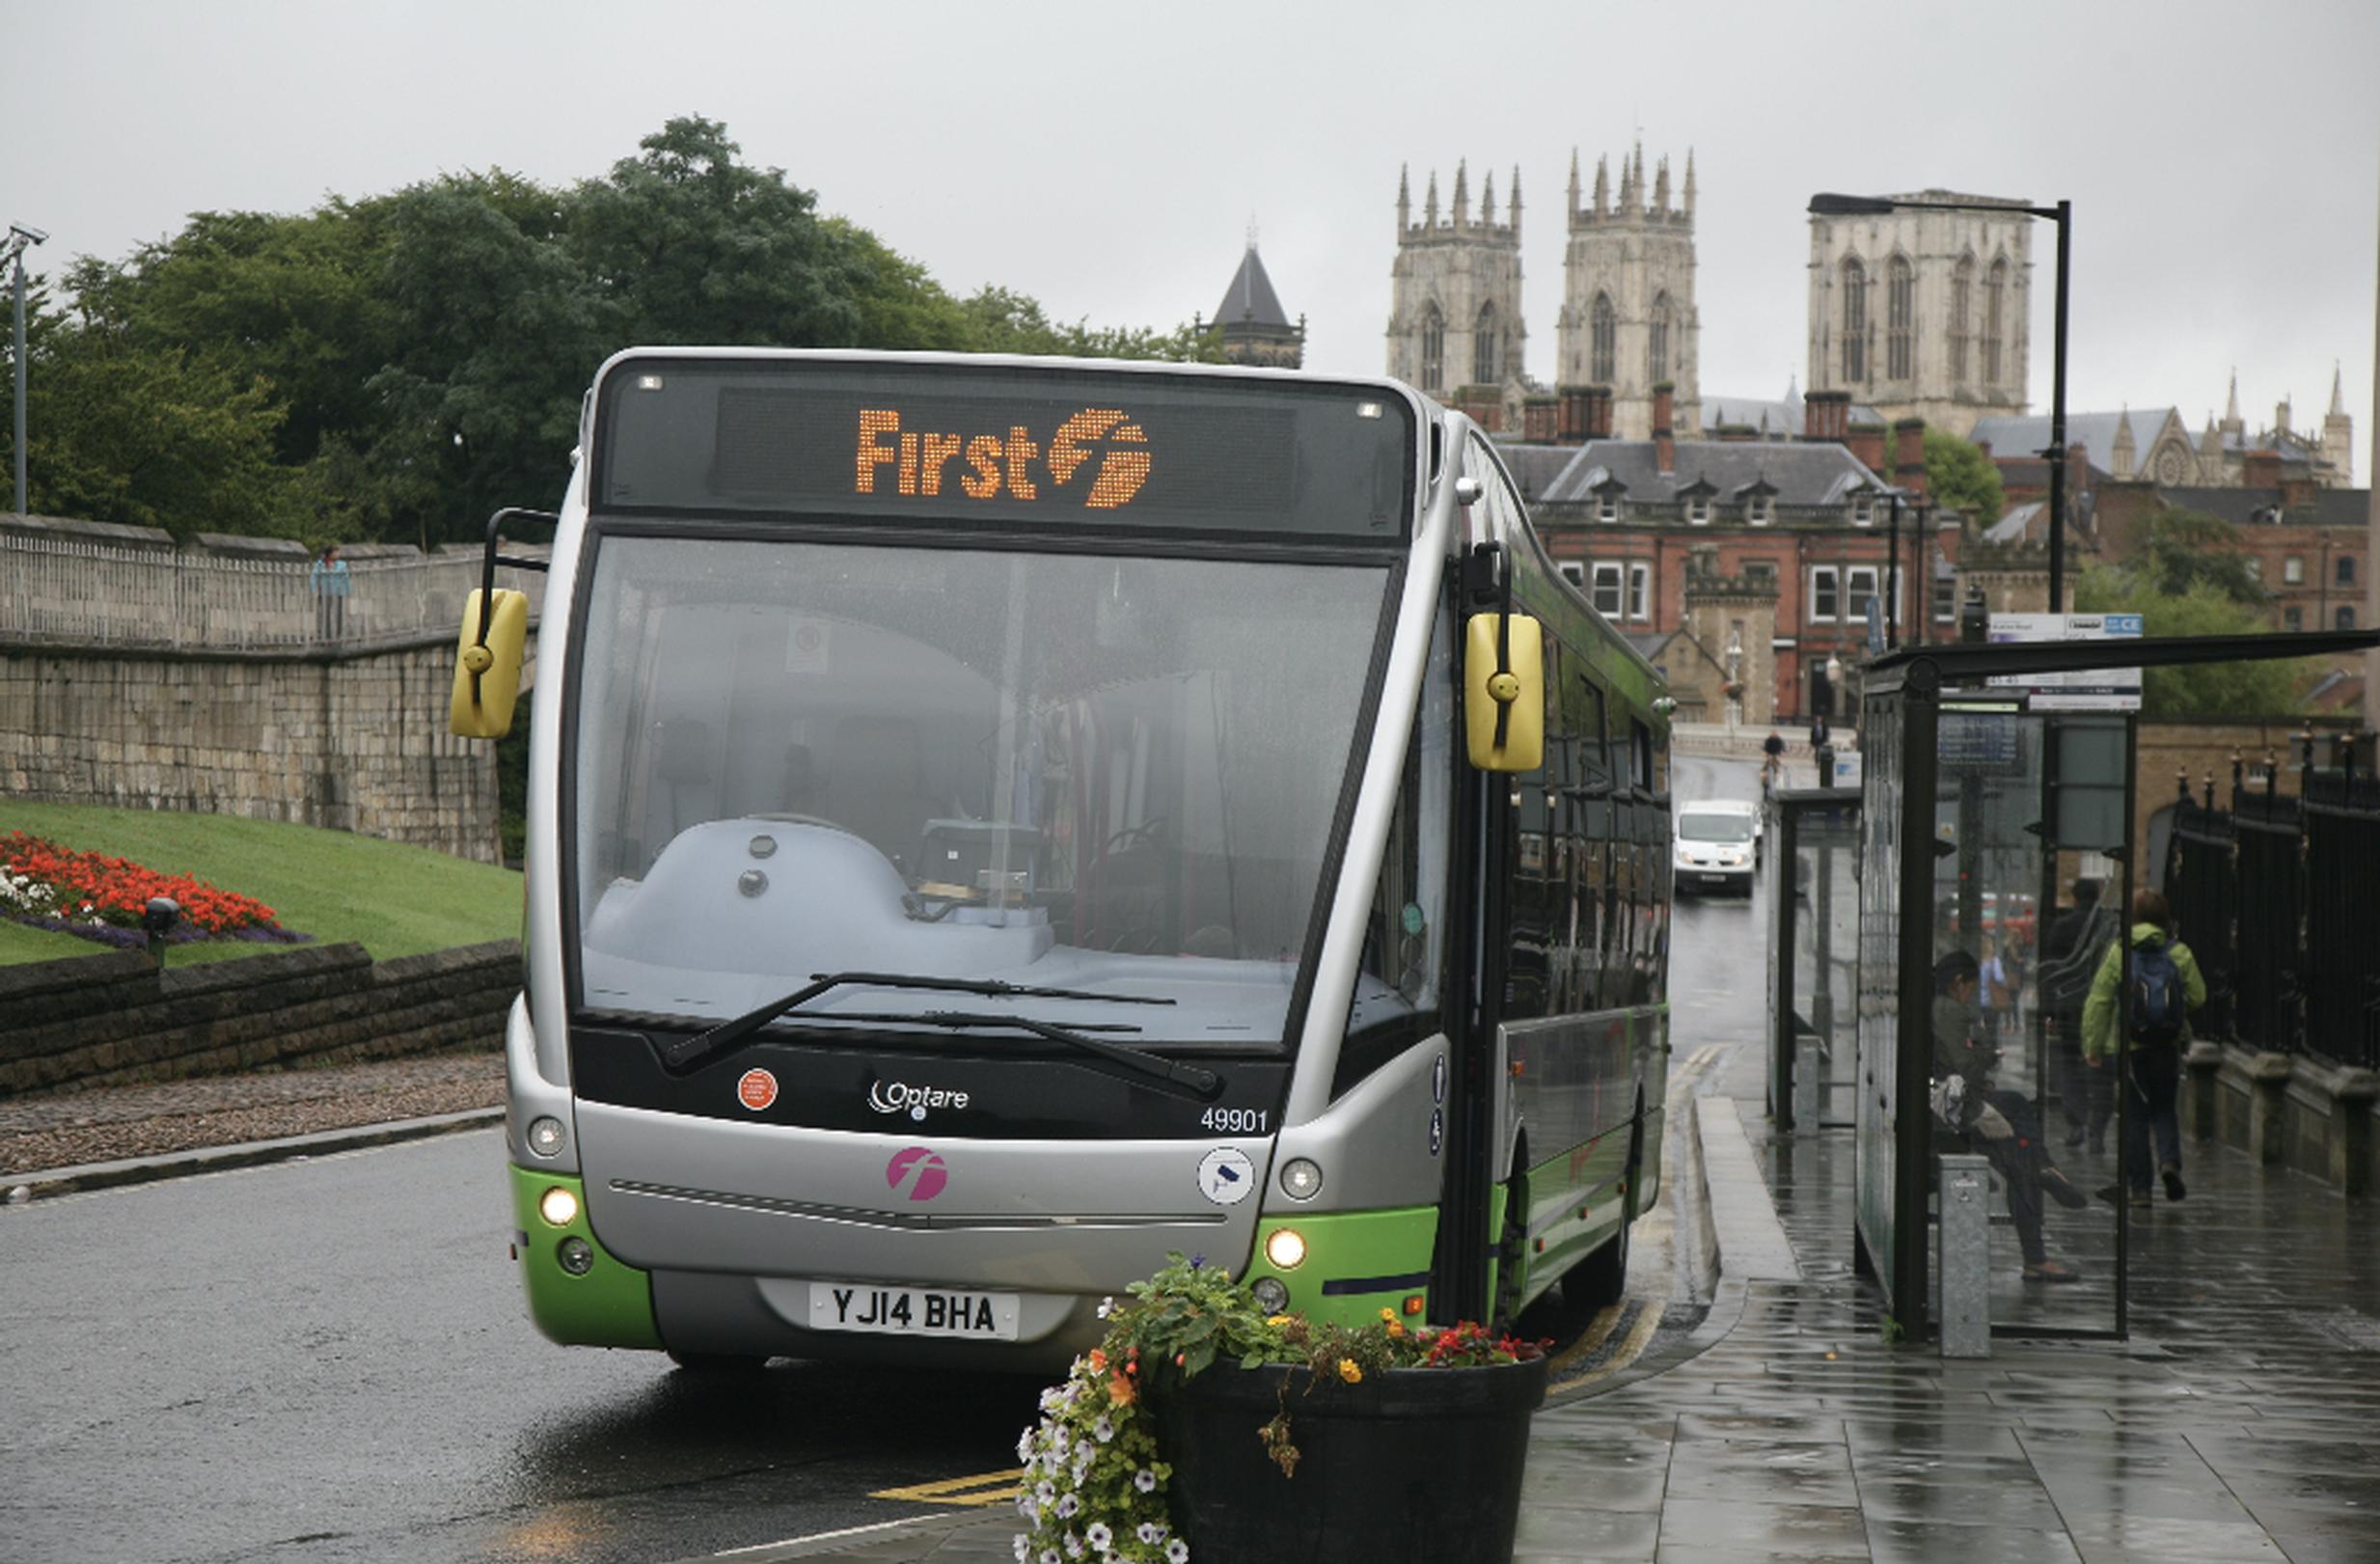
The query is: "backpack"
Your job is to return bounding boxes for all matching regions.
[2129,942,2187,1047]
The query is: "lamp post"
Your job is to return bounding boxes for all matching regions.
[1809,192,2070,610]
[4,222,47,516]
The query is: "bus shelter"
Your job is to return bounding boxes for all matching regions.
[1849,627,2377,1345]
[1768,788,1861,1135]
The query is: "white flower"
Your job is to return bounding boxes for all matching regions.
[1034,1479,1056,1507]
[1136,1522,1165,1544]
[1054,1492,1080,1521]
[1040,1550,1061,1564]
[1166,1541,1190,1563]
[1091,1414,1115,1443]
[1052,1427,1070,1458]
[1018,1428,1037,1463]
[1039,1386,1066,1413]
[1016,1490,1038,1521]
[1013,1535,1030,1562]
[1084,1523,1112,1550]
[1134,1468,1158,1494]
[1096,1296,1115,1319]
[1064,1533,1084,1560]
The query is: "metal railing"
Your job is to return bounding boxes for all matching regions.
[0,531,544,652]
[2163,736,2380,1070]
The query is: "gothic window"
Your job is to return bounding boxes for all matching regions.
[1886,256,1914,381]
[1983,259,2007,386]
[1420,303,1445,392]
[1950,256,1973,382]
[1647,292,1672,385]
[1474,303,1498,385]
[1590,293,1617,384]
[1840,257,1868,384]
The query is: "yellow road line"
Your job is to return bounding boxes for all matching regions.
[869,1468,1025,1507]
[1550,1293,1665,1395]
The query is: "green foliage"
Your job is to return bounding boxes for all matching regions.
[1924,428,2004,526]
[11,115,1209,546]
[2116,507,2267,605]
[2074,566,2307,717]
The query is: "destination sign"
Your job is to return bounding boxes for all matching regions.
[594,357,1415,541]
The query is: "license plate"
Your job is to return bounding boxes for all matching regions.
[808,1281,1022,1340]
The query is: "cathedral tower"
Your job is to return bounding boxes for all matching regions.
[1385,160,1527,426]
[1554,143,1701,441]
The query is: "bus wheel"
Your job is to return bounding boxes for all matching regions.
[1564,1207,1630,1312]
[667,1349,771,1375]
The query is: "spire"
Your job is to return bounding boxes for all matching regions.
[1682,148,1697,217]
[1567,149,1581,219]
[1425,169,1439,228]
[1451,159,1468,230]
[2331,361,2347,417]
[1618,150,1636,212]
[1397,164,1410,232]
[1593,154,1609,216]
[2225,368,2240,425]
[1654,155,1670,214]
[1481,168,1495,228]
[1509,166,1522,241]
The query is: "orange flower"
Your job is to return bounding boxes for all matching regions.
[1337,1358,1362,1385]
[1108,1372,1136,1407]
[1086,1348,1107,1373]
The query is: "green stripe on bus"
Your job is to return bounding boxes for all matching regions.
[508,1165,663,1350]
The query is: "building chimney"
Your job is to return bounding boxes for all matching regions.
[1523,397,1557,444]
[1455,388,1503,433]
[1558,387,1591,444]
[1847,421,1887,476]
[1653,382,1677,474]
[1584,384,1614,441]
[1893,417,1929,497]
[1804,389,1851,443]
[2242,449,2284,491]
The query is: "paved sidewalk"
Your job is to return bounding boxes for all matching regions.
[752,1092,2380,1564]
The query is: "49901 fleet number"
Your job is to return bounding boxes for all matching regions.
[1200,1107,1270,1135]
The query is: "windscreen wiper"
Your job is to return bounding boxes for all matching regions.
[661,970,1176,1072]
[906,1010,1222,1102]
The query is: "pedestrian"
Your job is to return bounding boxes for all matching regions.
[2039,879,2111,1148]
[2082,888,2206,1206]
[1931,948,2090,1281]
[1808,712,1830,751]
[1808,712,1834,786]
[1760,728,1786,796]
[1977,934,2011,1047]
[310,543,351,640]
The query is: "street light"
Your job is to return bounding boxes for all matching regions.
[4,221,48,516]
[1808,192,2071,611]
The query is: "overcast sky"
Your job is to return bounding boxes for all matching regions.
[17,0,2380,472]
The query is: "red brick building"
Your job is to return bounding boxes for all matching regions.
[1498,386,1989,720]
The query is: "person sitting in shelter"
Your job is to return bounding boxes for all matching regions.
[1931,947,2089,1283]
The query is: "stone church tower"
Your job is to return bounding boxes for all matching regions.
[1553,144,1701,441]
[1385,161,1527,425]
[1201,238,1304,370]
[1806,192,2032,438]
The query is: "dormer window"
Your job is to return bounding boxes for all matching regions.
[1852,497,1874,527]
[1687,495,1710,525]
[1597,492,1621,524]
[1746,495,1773,526]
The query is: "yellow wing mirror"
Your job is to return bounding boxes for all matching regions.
[1464,610,1545,772]
[451,587,531,738]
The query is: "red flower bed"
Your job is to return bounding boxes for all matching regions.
[0,831,283,934]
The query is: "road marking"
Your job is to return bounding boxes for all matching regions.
[716,1517,930,1554]
[1670,1043,1722,1102]
[869,1468,1025,1507]
[1549,1293,1665,1395]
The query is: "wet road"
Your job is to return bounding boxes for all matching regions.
[2,758,1777,1564]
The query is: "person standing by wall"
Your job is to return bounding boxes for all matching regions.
[2082,888,2206,1207]
[310,543,351,641]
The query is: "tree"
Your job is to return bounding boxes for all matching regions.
[1924,428,2004,526]
[2117,507,2266,605]
[2074,566,2305,718]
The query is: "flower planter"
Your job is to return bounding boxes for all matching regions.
[1154,1354,1549,1564]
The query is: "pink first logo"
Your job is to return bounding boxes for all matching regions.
[886,1146,948,1202]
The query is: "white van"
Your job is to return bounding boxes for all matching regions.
[1673,799,1761,894]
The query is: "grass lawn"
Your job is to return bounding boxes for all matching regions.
[0,802,521,969]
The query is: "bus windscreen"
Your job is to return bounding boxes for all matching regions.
[593,358,1415,541]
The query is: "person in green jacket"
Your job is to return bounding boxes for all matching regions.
[2081,889,2206,1206]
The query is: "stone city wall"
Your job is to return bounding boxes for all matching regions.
[0,941,519,1098]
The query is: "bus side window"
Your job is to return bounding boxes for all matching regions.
[1631,717,1655,793]
[1348,609,1453,1043]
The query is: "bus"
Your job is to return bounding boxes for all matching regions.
[451,350,1672,1370]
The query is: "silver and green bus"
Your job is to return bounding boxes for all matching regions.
[453,350,1671,1370]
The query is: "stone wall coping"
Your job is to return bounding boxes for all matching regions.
[189,533,312,560]
[0,512,178,550]
[2243,1050,2298,1083]
[371,940,521,984]
[0,947,158,1001]
[157,942,373,998]
[0,625,475,665]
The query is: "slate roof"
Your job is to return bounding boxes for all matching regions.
[1701,392,1885,438]
[2155,485,2368,530]
[1497,443,1583,503]
[1211,245,1291,329]
[1531,439,1884,508]
[1968,408,2181,475]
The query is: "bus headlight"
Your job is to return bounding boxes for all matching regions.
[527,1116,568,1159]
[557,1237,594,1276]
[1264,1227,1307,1270]
[1278,1158,1324,1200]
[538,1186,580,1227]
[1250,1276,1290,1313]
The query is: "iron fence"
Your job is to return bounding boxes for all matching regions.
[2163,737,2380,1070]
[0,532,544,652]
